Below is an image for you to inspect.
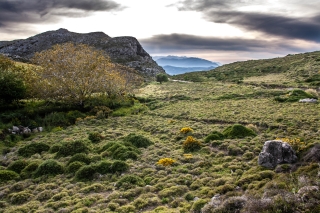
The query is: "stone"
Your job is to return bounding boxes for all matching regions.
[302,144,320,162]
[258,140,297,169]
[299,98,317,103]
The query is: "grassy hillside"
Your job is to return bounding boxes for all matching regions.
[0,78,319,212]
[171,51,320,87]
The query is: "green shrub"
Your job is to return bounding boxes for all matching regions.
[67,153,91,165]
[20,162,39,179]
[18,142,50,157]
[116,175,145,189]
[156,73,169,84]
[75,165,96,181]
[227,144,244,156]
[80,183,106,194]
[158,185,188,198]
[43,112,69,127]
[0,170,19,183]
[49,144,61,153]
[10,191,33,204]
[204,131,224,143]
[111,160,129,173]
[96,161,113,174]
[66,110,85,124]
[112,146,139,160]
[34,160,64,177]
[7,160,29,174]
[274,89,317,102]
[123,133,153,148]
[66,161,85,174]
[191,199,207,213]
[88,132,103,143]
[56,140,89,157]
[223,124,256,139]
[0,69,26,104]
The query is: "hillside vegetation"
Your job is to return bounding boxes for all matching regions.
[171,51,320,87]
[0,51,319,213]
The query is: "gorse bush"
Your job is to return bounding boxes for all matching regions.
[183,136,202,152]
[56,140,89,157]
[157,158,176,166]
[95,161,113,174]
[223,124,256,139]
[276,137,307,153]
[180,127,193,134]
[20,162,39,179]
[123,133,153,148]
[34,160,64,177]
[18,142,50,157]
[111,160,129,173]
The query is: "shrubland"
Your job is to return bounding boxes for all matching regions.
[0,50,319,212]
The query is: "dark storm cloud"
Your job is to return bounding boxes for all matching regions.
[140,34,303,54]
[176,0,320,43]
[0,0,122,27]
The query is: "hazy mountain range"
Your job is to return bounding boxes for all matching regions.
[153,56,220,75]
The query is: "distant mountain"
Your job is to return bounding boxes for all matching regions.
[153,55,220,75]
[162,65,217,75]
[0,28,165,78]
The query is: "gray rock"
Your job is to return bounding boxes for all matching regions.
[299,98,317,103]
[258,140,297,169]
[0,28,165,78]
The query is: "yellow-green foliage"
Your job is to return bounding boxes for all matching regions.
[180,127,193,134]
[276,137,307,153]
[157,158,176,166]
[183,136,201,152]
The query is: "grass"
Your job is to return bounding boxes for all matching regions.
[0,58,320,212]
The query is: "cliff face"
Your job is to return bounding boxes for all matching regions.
[0,28,165,77]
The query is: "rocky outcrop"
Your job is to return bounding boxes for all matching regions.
[258,140,297,169]
[0,28,165,78]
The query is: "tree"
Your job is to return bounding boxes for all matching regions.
[31,43,132,106]
[0,55,26,104]
[156,73,168,84]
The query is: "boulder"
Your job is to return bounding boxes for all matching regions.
[299,98,317,103]
[258,140,297,169]
[302,144,320,162]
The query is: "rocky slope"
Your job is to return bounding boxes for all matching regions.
[0,28,165,78]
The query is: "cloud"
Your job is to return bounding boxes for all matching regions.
[0,0,122,27]
[175,0,320,43]
[140,33,304,54]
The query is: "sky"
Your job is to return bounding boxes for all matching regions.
[0,0,320,64]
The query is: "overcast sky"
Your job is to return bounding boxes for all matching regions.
[1,0,319,64]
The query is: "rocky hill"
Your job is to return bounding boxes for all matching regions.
[0,28,165,78]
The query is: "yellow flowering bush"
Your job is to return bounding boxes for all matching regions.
[180,127,193,134]
[276,137,307,153]
[183,136,201,152]
[157,158,176,166]
[183,154,193,159]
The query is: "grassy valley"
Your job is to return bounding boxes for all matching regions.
[0,52,320,213]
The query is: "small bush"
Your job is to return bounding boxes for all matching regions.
[123,133,153,148]
[75,165,96,181]
[7,160,29,174]
[67,153,91,165]
[96,161,113,174]
[180,127,193,134]
[157,158,176,166]
[117,175,145,189]
[18,142,50,157]
[158,185,188,198]
[204,131,224,142]
[49,144,61,153]
[0,170,19,183]
[66,161,85,174]
[20,162,39,179]
[56,140,89,157]
[191,199,207,213]
[242,152,255,160]
[183,136,202,152]
[111,160,129,173]
[223,124,256,139]
[227,144,244,156]
[88,132,103,143]
[34,160,64,177]
[10,191,33,204]
[66,110,86,124]
[112,145,140,160]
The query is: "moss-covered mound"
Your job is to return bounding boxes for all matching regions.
[223,124,257,139]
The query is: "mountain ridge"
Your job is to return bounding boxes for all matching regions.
[0,28,165,78]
